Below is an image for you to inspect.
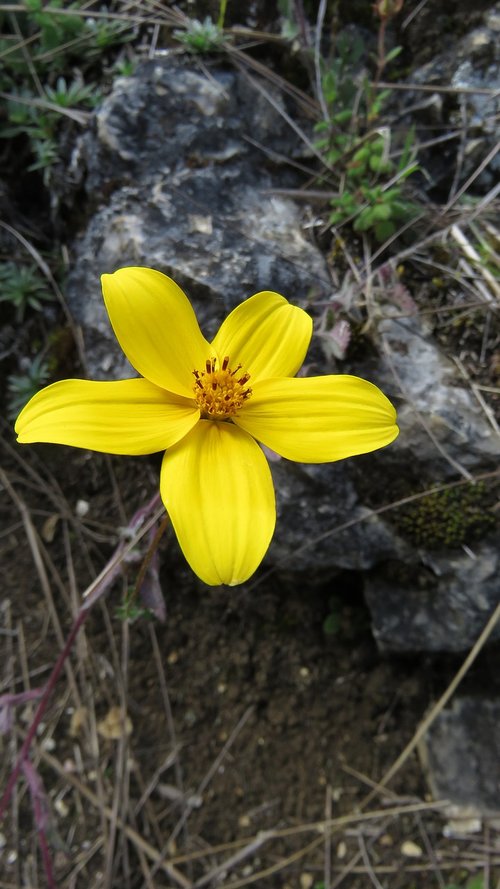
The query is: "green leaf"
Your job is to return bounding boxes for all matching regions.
[370,138,386,156]
[338,192,356,209]
[353,210,375,231]
[332,109,353,125]
[372,203,393,221]
[397,161,419,180]
[391,200,418,219]
[374,220,396,241]
[398,125,418,170]
[382,187,401,200]
[352,146,371,163]
[385,45,402,64]
[369,155,393,174]
[465,877,485,889]
[323,613,341,635]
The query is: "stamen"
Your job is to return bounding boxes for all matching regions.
[192,356,252,420]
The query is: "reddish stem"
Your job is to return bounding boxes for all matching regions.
[0,607,89,822]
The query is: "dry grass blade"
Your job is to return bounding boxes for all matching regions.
[167,800,446,865]
[148,623,187,812]
[443,141,500,213]
[221,835,324,889]
[375,79,500,97]
[226,44,320,116]
[193,831,275,889]
[451,223,500,303]
[0,92,92,125]
[357,832,385,889]
[0,2,173,26]
[453,357,500,438]
[314,0,329,123]
[233,66,327,168]
[0,468,80,701]
[146,706,255,882]
[26,744,192,887]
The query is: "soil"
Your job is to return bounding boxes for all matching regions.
[1,439,496,887]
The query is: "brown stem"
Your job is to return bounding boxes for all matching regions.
[132,513,170,602]
[375,18,387,88]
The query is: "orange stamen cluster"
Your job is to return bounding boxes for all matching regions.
[193,356,252,419]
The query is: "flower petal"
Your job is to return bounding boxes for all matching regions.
[160,420,275,586]
[101,267,212,397]
[234,375,399,462]
[211,291,312,382]
[15,378,199,455]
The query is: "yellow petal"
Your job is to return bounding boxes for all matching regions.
[101,267,212,397]
[160,420,275,585]
[15,378,199,455]
[211,291,312,383]
[234,375,399,462]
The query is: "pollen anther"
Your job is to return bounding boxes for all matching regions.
[192,356,252,419]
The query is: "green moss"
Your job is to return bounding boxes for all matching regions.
[398,483,497,549]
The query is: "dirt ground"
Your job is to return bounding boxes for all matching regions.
[1,438,498,887]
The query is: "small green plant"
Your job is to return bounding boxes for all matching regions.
[313,4,420,242]
[0,262,55,321]
[322,594,343,635]
[399,483,497,549]
[313,30,390,170]
[2,79,97,184]
[174,16,227,53]
[174,0,229,53]
[328,130,419,241]
[24,0,86,55]
[115,588,153,624]
[7,355,51,419]
[27,138,60,185]
[278,0,299,42]
[113,58,136,78]
[82,17,135,54]
[0,1,134,181]
[445,878,485,889]
[44,75,101,109]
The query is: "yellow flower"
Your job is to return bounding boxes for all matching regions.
[15,267,398,586]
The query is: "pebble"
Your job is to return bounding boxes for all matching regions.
[401,840,423,858]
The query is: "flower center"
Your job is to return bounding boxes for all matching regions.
[193,356,252,420]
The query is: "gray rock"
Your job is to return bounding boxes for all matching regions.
[421,695,500,815]
[365,541,500,653]
[403,4,500,190]
[269,461,408,577]
[375,314,500,471]
[68,59,330,379]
